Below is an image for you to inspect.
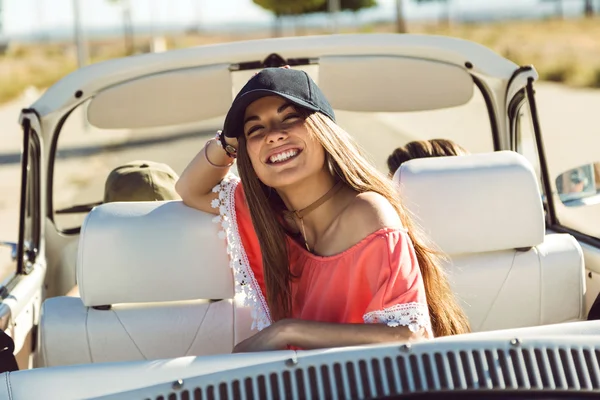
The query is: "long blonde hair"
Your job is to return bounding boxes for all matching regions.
[237,111,471,337]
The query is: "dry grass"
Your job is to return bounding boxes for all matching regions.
[0,44,78,104]
[409,17,600,88]
[1,17,599,106]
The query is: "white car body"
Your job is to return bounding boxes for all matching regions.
[0,33,598,399]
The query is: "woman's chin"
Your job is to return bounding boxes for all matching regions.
[259,169,310,190]
[263,177,303,190]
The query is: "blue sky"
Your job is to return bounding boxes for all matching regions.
[1,0,590,35]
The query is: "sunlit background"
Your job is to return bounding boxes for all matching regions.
[1,0,600,103]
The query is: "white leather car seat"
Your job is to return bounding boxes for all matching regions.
[394,151,586,332]
[38,201,254,367]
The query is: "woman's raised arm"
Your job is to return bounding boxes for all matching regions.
[175,133,237,215]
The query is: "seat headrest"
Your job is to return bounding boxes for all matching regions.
[77,201,234,307]
[395,151,545,255]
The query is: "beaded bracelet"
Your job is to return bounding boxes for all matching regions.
[204,139,234,168]
[215,130,238,159]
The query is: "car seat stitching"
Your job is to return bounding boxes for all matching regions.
[231,299,237,347]
[447,259,473,313]
[78,215,89,302]
[574,237,585,319]
[41,302,50,366]
[84,307,94,363]
[535,246,544,325]
[112,309,147,360]
[184,302,211,356]
[5,371,12,400]
[477,250,519,331]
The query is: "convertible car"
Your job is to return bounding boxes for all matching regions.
[1,33,599,399]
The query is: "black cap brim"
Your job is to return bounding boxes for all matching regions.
[223,89,321,138]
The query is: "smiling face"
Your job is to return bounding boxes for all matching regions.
[242,95,327,189]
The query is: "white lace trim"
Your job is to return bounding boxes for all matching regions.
[211,174,272,331]
[363,302,433,337]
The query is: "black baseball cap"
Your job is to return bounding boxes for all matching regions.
[222,68,336,138]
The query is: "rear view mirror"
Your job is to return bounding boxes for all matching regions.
[555,162,600,207]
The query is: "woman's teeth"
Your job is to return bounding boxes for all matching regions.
[269,149,299,164]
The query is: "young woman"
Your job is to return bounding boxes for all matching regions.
[176,67,470,352]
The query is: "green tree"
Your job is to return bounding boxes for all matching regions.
[304,0,378,33]
[253,0,325,16]
[339,0,377,12]
[305,0,378,13]
[254,0,377,15]
[254,0,379,36]
[253,0,324,36]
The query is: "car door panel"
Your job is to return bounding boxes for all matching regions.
[0,114,46,369]
[581,243,600,315]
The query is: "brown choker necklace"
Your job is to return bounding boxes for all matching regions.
[282,181,344,252]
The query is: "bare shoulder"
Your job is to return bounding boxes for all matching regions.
[318,191,403,256]
[338,192,403,237]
